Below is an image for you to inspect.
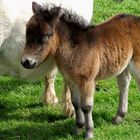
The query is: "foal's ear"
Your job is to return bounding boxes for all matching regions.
[32,1,42,14]
[51,7,61,19]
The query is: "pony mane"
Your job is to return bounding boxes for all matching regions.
[60,8,89,29]
[38,3,90,30]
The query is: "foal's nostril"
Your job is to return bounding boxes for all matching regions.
[21,58,36,69]
[24,59,30,66]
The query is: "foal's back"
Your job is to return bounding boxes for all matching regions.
[83,14,140,80]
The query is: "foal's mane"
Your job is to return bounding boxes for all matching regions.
[38,3,90,30]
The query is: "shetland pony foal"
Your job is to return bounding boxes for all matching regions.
[21,2,140,139]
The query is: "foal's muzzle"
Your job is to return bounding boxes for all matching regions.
[21,57,36,69]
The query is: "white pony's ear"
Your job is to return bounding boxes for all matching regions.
[32,1,42,14]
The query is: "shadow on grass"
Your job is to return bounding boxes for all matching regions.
[0,102,43,114]
[0,110,114,140]
[0,100,113,123]
[0,107,116,140]
[0,102,115,139]
[0,102,67,123]
[0,104,73,140]
[0,119,77,140]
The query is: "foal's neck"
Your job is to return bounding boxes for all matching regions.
[57,20,90,48]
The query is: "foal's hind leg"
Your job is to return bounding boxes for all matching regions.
[113,68,131,124]
[129,61,140,90]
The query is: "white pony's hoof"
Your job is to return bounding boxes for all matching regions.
[43,92,58,105]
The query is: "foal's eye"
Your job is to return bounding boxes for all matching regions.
[44,31,53,38]
[42,35,49,43]
[42,31,53,43]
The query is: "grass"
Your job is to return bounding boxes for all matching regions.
[0,0,140,139]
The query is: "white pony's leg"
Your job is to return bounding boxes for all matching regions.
[43,74,58,105]
[63,82,75,117]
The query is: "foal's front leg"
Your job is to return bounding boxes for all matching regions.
[113,68,131,124]
[43,74,58,105]
[67,82,85,135]
[80,80,95,139]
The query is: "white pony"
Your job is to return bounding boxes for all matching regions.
[0,0,93,116]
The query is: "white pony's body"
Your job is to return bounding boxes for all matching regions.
[0,0,93,81]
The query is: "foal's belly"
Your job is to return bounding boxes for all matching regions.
[96,50,133,80]
[96,64,128,80]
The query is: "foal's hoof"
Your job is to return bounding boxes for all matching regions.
[112,116,123,125]
[84,131,93,139]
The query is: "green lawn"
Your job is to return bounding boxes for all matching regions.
[0,0,140,139]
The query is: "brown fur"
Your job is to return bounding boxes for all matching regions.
[21,2,140,139]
